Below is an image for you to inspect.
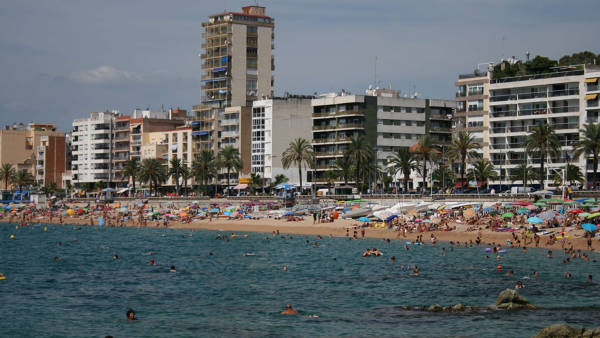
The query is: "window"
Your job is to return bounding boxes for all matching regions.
[247,79,257,96]
[247,26,257,33]
[468,83,484,96]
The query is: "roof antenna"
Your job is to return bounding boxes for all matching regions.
[374,56,378,87]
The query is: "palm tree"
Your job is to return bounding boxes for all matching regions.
[250,172,262,194]
[387,147,416,193]
[510,163,538,186]
[447,131,480,193]
[218,146,242,191]
[573,123,600,190]
[552,164,584,187]
[192,150,217,192]
[168,158,185,195]
[122,158,140,197]
[467,160,498,191]
[411,135,439,191]
[273,174,288,185]
[281,138,313,194]
[180,164,191,196]
[139,158,167,196]
[14,169,34,192]
[0,163,16,191]
[432,165,455,191]
[524,124,561,189]
[335,156,352,185]
[324,169,337,194]
[344,135,373,191]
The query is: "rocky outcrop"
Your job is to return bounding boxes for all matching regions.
[495,289,536,310]
[534,323,600,338]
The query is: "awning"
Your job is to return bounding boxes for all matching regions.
[585,93,598,100]
[233,183,248,190]
[117,188,129,194]
[585,77,598,83]
[192,131,209,136]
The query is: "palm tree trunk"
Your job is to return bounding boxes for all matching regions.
[594,154,598,190]
[227,168,230,192]
[404,171,409,193]
[461,154,466,193]
[298,162,302,196]
[355,162,360,192]
[422,157,427,191]
[132,175,136,197]
[540,154,545,189]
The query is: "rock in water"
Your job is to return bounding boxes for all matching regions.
[427,304,442,312]
[495,289,536,310]
[534,323,589,338]
[451,304,464,312]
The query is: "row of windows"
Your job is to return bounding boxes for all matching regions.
[378,106,426,113]
[377,120,425,127]
[378,133,421,140]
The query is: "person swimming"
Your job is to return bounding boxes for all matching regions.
[150,258,156,266]
[126,309,137,321]
[281,304,299,315]
[170,265,176,272]
[412,265,419,277]
[505,270,514,276]
[515,280,525,289]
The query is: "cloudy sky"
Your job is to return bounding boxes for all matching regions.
[1,0,599,130]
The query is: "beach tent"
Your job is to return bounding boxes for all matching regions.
[527,216,543,224]
[582,223,598,231]
[357,216,371,222]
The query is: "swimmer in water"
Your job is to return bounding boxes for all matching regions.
[515,280,525,289]
[505,270,514,276]
[587,275,593,282]
[170,265,176,272]
[281,304,299,315]
[113,255,119,260]
[565,272,572,279]
[412,265,419,277]
[150,258,156,266]
[126,309,137,321]
[547,250,552,258]
[533,271,539,278]
[282,265,287,272]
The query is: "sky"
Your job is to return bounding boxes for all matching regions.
[1,0,599,131]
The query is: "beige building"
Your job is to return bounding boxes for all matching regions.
[0,123,66,188]
[455,72,491,160]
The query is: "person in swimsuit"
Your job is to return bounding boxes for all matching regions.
[281,304,299,315]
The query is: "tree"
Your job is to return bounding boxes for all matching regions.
[44,182,58,196]
[192,150,217,193]
[180,164,191,196]
[335,156,352,185]
[281,138,313,195]
[122,158,140,197]
[168,158,184,195]
[447,131,480,193]
[510,163,538,186]
[139,158,167,196]
[573,123,600,190]
[273,174,288,185]
[0,163,16,191]
[218,146,242,191]
[387,147,416,193]
[344,135,373,191]
[526,55,558,74]
[250,172,262,194]
[411,135,439,191]
[524,124,561,189]
[14,170,33,193]
[324,169,337,194]
[432,165,455,191]
[552,164,584,186]
[467,160,498,191]
[95,181,106,191]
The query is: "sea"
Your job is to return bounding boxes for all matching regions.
[1,222,599,337]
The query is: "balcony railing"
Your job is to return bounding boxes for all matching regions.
[490,88,579,102]
[312,110,363,118]
[314,151,345,157]
[312,137,353,144]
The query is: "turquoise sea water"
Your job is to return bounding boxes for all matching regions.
[1,223,599,337]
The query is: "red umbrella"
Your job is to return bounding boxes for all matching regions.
[568,209,583,214]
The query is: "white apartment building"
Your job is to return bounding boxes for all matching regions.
[71,111,118,186]
[584,70,600,187]
[251,96,313,186]
[488,66,600,189]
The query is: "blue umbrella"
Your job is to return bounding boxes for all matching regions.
[482,207,494,212]
[582,223,598,231]
[527,216,543,224]
[357,216,371,222]
[283,211,294,216]
[210,208,220,213]
[385,214,398,222]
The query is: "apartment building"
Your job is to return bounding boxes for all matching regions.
[455,72,490,159]
[310,89,453,189]
[487,66,599,189]
[584,69,600,187]
[251,96,313,186]
[0,122,65,188]
[71,111,118,186]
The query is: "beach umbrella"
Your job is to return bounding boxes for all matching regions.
[224,211,232,217]
[489,210,500,215]
[66,209,75,216]
[516,208,529,214]
[538,211,556,220]
[567,209,583,214]
[586,212,600,219]
[502,212,514,218]
[357,216,371,222]
[210,208,220,213]
[385,214,398,222]
[482,207,494,212]
[582,223,598,231]
[179,212,188,217]
[527,216,543,224]
[534,202,547,207]
[526,205,538,210]
[578,212,591,218]
[283,211,294,216]
[562,201,576,205]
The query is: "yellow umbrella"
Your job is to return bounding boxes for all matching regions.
[179,212,188,217]
[464,209,475,218]
[66,209,75,216]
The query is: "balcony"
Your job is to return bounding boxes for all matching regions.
[221,131,238,138]
[312,110,363,118]
[314,151,345,158]
[220,119,239,126]
[490,88,579,102]
[312,136,353,144]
